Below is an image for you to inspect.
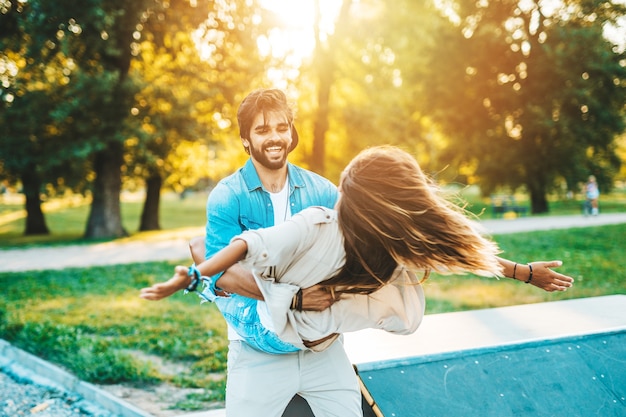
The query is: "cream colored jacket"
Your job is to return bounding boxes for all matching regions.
[236,206,425,351]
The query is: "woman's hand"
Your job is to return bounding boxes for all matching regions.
[522,261,574,292]
[140,265,191,300]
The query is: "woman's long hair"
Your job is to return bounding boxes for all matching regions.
[323,145,503,294]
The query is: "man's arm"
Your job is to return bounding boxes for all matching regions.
[190,236,334,310]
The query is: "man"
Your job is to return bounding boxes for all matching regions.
[199,88,362,416]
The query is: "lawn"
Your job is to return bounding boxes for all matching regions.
[1,190,625,412]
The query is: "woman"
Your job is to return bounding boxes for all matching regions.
[140,145,572,352]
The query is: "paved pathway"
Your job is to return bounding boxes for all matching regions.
[1,213,626,273]
[478,211,626,234]
[0,229,203,273]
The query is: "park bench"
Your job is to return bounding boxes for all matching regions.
[490,194,528,218]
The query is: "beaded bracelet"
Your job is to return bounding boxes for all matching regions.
[186,264,201,292]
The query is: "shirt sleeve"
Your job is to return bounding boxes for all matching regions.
[291,268,426,343]
[236,207,332,278]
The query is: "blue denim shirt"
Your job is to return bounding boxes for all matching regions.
[200,158,338,353]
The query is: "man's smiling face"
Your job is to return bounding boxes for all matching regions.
[243,111,293,170]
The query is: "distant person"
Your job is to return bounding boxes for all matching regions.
[585,175,600,216]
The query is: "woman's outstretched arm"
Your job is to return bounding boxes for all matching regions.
[497,257,574,292]
[139,239,248,301]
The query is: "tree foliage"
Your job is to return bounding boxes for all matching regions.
[128,0,274,231]
[293,0,439,182]
[2,0,625,240]
[419,0,626,213]
[1,0,275,236]
[1,0,145,237]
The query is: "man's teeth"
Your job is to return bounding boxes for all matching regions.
[267,146,281,151]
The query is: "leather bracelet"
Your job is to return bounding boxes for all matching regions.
[525,263,533,284]
[513,263,518,280]
[291,288,304,310]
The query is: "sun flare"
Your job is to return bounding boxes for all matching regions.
[258,0,342,60]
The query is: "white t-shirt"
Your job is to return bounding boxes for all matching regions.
[257,179,291,332]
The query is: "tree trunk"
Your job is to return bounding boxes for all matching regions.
[310,2,331,175]
[84,141,127,239]
[309,0,352,176]
[312,63,331,176]
[21,167,50,235]
[528,182,549,214]
[138,173,162,231]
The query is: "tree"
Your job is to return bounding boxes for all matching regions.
[0,5,94,235]
[289,0,441,183]
[0,86,53,235]
[129,0,274,231]
[2,0,276,237]
[0,0,145,238]
[305,0,353,176]
[79,0,151,239]
[420,0,626,213]
[334,0,439,170]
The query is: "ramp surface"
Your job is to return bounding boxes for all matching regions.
[357,330,626,417]
[346,295,626,417]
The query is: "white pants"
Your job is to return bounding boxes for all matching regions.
[225,338,362,417]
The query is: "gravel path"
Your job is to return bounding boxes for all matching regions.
[0,368,115,417]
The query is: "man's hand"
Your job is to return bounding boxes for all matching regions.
[301,284,336,311]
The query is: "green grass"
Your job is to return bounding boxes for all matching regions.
[424,223,626,313]
[0,261,229,410]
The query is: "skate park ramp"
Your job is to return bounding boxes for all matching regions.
[345,295,626,417]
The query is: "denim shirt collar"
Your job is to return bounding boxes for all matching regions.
[240,158,305,193]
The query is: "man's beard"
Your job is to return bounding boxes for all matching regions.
[249,140,289,170]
